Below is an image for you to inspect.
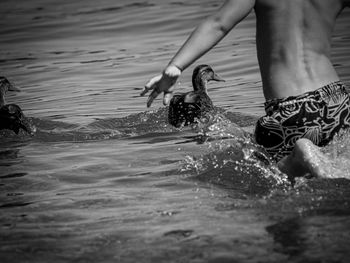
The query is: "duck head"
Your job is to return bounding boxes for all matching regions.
[0,77,33,135]
[191,65,225,92]
[0,76,21,107]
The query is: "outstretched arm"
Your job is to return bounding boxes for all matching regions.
[170,0,255,71]
[141,0,255,107]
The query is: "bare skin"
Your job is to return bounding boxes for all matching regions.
[141,0,350,178]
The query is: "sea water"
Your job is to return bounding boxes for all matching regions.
[1,0,350,262]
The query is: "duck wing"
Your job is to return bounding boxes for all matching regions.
[0,104,31,134]
[168,92,213,128]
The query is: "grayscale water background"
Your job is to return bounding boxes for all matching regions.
[1,1,350,262]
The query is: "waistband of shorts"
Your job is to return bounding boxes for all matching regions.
[264,81,348,114]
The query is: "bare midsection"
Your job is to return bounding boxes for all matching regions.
[259,50,340,100]
[254,0,342,100]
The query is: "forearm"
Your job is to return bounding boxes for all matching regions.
[168,0,255,71]
[168,17,229,71]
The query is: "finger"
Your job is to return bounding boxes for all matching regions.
[147,89,160,108]
[163,92,173,106]
[141,75,162,96]
[140,86,151,97]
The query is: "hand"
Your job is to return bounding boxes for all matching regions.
[140,65,182,107]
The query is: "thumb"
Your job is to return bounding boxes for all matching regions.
[163,92,173,105]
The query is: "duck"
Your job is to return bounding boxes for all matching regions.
[0,77,32,134]
[168,64,224,128]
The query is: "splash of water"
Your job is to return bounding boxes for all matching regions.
[181,113,350,199]
[321,129,350,178]
[181,113,290,196]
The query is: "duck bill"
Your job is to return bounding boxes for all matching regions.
[211,73,225,82]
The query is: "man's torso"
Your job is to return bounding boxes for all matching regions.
[254,0,347,100]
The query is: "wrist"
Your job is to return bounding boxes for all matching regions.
[164,64,182,77]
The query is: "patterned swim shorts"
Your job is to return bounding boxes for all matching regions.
[254,81,350,161]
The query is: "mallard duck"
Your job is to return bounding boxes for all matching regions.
[168,64,224,128]
[0,77,32,134]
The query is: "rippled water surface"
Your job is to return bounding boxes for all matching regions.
[1,1,350,262]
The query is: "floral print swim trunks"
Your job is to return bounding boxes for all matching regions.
[254,81,350,161]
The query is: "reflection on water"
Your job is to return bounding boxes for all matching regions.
[1,0,350,262]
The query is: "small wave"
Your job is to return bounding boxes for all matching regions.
[180,113,290,197]
[181,143,290,197]
[0,106,259,150]
[0,108,174,142]
[73,2,155,16]
[181,114,350,197]
[0,108,258,161]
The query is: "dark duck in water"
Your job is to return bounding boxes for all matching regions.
[0,77,32,134]
[168,64,224,128]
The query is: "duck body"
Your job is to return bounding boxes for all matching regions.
[0,77,32,134]
[0,104,31,134]
[168,65,224,128]
[168,90,214,128]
